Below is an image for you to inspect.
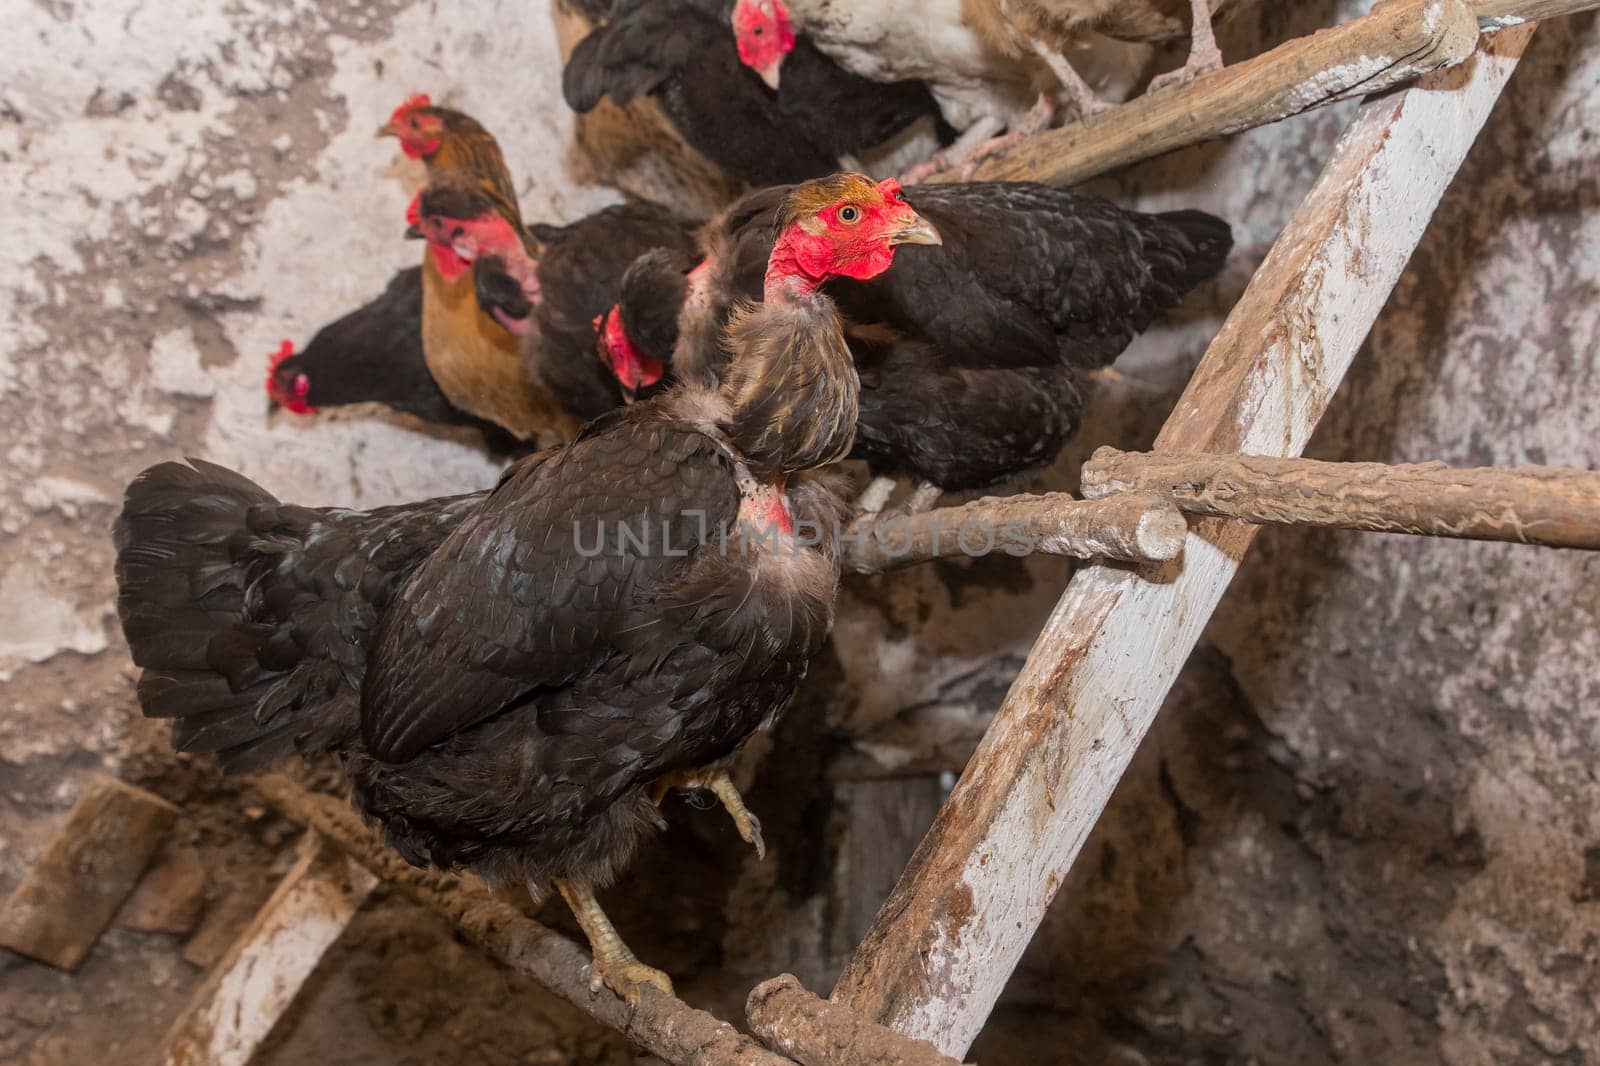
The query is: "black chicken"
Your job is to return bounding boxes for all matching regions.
[563,0,951,186]
[265,270,522,453]
[115,174,937,1000]
[614,179,1231,501]
[525,205,699,420]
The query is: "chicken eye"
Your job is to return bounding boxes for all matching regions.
[753,25,764,34]
[837,205,860,224]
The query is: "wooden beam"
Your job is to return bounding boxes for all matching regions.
[157,830,377,1066]
[0,775,178,971]
[1081,449,1600,549]
[954,0,1481,186]
[253,777,798,1066]
[747,974,967,1066]
[831,27,1536,1056]
[841,491,1186,575]
[1474,0,1599,25]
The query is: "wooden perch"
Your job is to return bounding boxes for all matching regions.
[253,776,797,1066]
[1081,449,1600,549]
[832,28,1536,1057]
[158,831,377,1066]
[840,491,1185,574]
[0,775,178,971]
[747,974,966,1066]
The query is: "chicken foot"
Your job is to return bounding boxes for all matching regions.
[903,481,945,515]
[554,878,673,1002]
[854,475,900,517]
[1148,0,1225,94]
[901,95,1058,183]
[650,768,765,859]
[898,115,1004,185]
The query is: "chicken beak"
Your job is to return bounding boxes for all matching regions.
[889,212,941,247]
[376,121,398,139]
[758,63,782,91]
[404,224,423,240]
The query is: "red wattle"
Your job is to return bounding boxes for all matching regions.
[597,306,663,391]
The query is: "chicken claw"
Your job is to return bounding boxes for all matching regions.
[1147,0,1224,94]
[555,878,674,1003]
[650,768,766,859]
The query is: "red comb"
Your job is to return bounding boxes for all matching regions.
[876,177,904,202]
[405,191,421,229]
[391,92,431,120]
[266,340,316,414]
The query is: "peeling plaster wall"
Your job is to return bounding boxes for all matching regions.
[2,1,1598,1063]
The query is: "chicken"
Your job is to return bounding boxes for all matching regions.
[524,205,699,420]
[379,94,522,225]
[967,0,1241,118]
[265,272,523,453]
[114,173,937,1001]
[563,0,950,186]
[411,180,700,423]
[612,179,1231,505]
[381,99,578,442]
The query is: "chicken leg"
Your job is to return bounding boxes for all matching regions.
[554,878,673,1002]
[650,768,765,859]
[1147,0,1225,94]
[1032,41,1114,122]
[898,116,1004,185]
[900,93,1056,184]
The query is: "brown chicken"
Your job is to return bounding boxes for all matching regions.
[968,0,1239,117]
[380,96,578,442]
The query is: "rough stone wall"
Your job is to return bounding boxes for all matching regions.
[2,1,1598,1063]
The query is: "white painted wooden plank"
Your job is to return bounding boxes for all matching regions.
[157,831,377,1066]
[830,27,1536,1057]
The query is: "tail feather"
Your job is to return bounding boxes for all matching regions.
[115,460,362,772]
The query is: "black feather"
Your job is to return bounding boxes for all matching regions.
[562,0,947,185]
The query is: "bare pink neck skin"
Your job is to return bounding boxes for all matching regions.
[763,231,822,302]
[763,223,896,301]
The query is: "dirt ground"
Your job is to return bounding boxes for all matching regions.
[2,1,1598,1063]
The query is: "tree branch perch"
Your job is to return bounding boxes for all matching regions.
[1081,449,1600,549]
[840,491,1186,574]
[747,974,967,1066]
[253,777,795,1066]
